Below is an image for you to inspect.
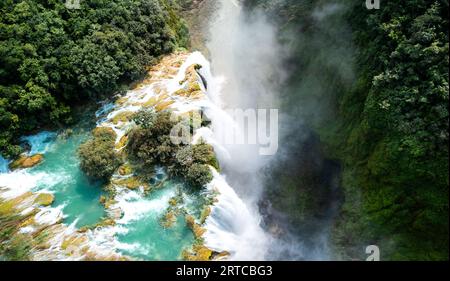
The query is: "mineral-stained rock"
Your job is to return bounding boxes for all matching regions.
[112,176,147,190]
[182,244,213,261]
[34,193,54,207]
[185,214,206,238]
[109,207,124,220]
[9,154,43,170]
[115,135,129,151]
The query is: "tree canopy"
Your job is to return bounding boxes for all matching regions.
[0,0,188,157]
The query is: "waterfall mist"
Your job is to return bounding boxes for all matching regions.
[206,0,285,204]
[203,0,355,260]
[204,0,289,260]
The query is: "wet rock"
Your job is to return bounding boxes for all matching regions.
[182,244,213,261]
[185,214,206,238]
[34,193,54,207]
[109,207,123,220]
[212,251,230,261]
[115,135,129,151]
[112,176,147,190]
[9,154,43,170]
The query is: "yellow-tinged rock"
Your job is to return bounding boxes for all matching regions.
[0,191,34,215]
[10,154,43,170]
[169,198,178,206]
[155,100,175,111]
[110,111,134,124]
[200,206,211,224]
[112,176,147,190]
[104,198,117,209]
[34,193,54,207]
[61,235,88,251]
[118,163,133,176]
[115,96,129,106]
[19,216,36,228]
[143,96,158,107]
[182,245,213,261]
[185,215,206,238]
[115,135,128,150]
[161,210,177,228]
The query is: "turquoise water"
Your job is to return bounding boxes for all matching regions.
[115,183,195,260]
[15,129,197,260]
[27,130,106,227]
[0,102,201,260]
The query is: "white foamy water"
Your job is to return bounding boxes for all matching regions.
[114,187,175,225]
[0,170,52,199]
[203,170,270,260]
[88,50,270,260]
[173,52,271,260]
[34,204,66,225]
[21,131,57,155]
[1,48,271,260]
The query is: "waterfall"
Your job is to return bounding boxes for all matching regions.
[20,131,57,155]
[203,170,270,260]
[192,0,287,260]
[178,52,272,260]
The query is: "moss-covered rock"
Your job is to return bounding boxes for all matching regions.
[111,111,134,125]
[185,214,206,238]
[112,176,147,190]
[182,244,213,261]
[118,163,133,176]
[34,193,54,207]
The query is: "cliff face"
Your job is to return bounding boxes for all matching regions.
[244,0,449,260]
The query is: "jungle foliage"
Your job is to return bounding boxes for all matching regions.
[0,0,188,158]
[127,109,215,188]
[245,0,449,260]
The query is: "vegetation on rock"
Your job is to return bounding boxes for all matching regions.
[78,127,121,180]
[127,109,215,188]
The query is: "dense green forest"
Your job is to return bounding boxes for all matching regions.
[0,0,188,158]
[0,0,448,261]
[245,0,449,260]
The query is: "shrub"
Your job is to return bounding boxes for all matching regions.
[127,110,179,166]
[127,110,216,188]
[132,109,157,129]
[78,127,121,180]
[192,143,220,170]
[186,163,213,188]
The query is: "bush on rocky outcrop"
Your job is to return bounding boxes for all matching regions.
[127,110,179,167]
[186,163,213,188]
[78,127,121,180]
[127,109,215,188]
